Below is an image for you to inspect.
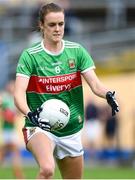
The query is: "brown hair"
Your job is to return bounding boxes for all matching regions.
[39,3,64,24]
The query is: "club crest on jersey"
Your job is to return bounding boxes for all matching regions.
[68,59,75,69]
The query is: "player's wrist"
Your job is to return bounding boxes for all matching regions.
[26,110,40,126]
[106,91,114,103]
[27,111,32,118]
[106,91,119,116]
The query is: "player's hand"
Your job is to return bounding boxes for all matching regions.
[106,91,119,116]
[27,107,51,131]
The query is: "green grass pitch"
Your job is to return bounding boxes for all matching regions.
[0,166,135,179]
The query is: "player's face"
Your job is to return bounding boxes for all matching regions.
[41,12,65,43]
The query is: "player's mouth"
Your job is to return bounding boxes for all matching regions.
[53,34,61,37]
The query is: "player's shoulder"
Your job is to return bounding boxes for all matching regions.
[23,42,42,54]
[64,40,81,49]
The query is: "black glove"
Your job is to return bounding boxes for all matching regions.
[106,91,119,116]
[27,107,51,131]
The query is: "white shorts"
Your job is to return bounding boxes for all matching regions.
[22,127,84,159]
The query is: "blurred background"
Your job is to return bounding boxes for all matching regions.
[0,0,135,179]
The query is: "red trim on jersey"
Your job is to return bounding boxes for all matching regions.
[22,127,28,144]
[27,71,82,94]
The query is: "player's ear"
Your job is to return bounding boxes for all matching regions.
[39,21,44,31]
[38,21,44,37]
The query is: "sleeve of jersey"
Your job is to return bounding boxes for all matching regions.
[16,50,33,78]
[77,45,96,73]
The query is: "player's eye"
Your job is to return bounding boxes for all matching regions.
[49,23,56,27]
[58,22,64,26]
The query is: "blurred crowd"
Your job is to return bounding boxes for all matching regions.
[82,101,119,164]
[0,80,24,178]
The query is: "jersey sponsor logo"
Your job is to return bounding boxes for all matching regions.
[27,72,82,94]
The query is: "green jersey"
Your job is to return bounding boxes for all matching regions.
[16,40,95,137]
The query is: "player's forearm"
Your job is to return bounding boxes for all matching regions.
[14,91,30,115]
[83,69,111,99]
[91,82,109,99]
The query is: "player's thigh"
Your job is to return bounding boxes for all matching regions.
[56,155,84,179]
[27,132,55,166]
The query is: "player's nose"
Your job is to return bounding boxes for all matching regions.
[55,24,60,31]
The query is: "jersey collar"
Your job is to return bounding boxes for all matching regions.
[41,40,65,56]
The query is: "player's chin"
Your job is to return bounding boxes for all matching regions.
[53,38,62,43]
[53,35,63,42]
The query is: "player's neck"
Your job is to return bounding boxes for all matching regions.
[43,40,63,54]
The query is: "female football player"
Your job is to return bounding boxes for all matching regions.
[14,3,119,179]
